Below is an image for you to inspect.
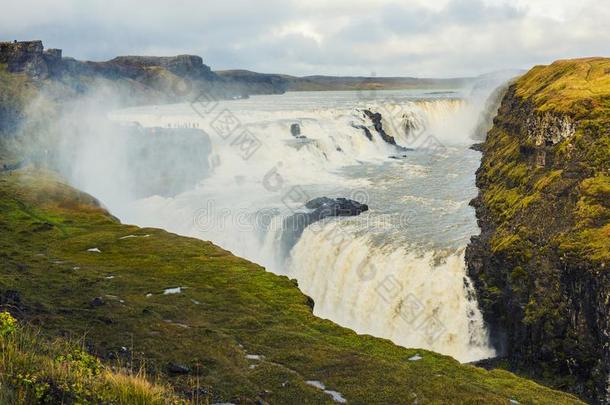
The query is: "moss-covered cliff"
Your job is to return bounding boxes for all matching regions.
[466,58,610,403]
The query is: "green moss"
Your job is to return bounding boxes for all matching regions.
[483,185,539,223]
[515,58,610,119]
[557,175,610,263]
[533,170,563,192]
[0,169,582,404]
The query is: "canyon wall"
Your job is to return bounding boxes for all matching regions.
[466,58,610,403]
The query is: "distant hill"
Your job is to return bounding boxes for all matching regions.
[216,69,474,92]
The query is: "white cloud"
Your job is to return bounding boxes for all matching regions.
[0,0,608,76]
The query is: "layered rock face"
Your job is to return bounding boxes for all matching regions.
[0,40,62,79]
[466,58,610,403]
[0,40,219,82]
[0,40,271,99]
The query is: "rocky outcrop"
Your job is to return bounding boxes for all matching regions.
[466,58,610,404]
[362,109,397,145]
[290,123,303,138]
[351,123,373,141]
[0,40,262,100]
[0,40,62,79]
[0,41,217,81]
[280,197,368,255]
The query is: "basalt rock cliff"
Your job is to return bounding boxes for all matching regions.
[466,58,610,404]
[0,40,281,101]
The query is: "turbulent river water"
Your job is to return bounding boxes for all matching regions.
[71,88,499,363]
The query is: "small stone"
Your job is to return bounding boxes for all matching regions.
[167,362,191,374]
[90,297,105,307]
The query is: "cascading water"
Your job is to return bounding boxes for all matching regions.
[63,89,499,363]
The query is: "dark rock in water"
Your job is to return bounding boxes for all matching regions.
[351,123,373,141]
[363,109,397,145]
[469,143,484,152]
[290,123,301,137]
[167,362,191,374]
[304,197,368,215]
[388,153,411,159]
[280,197,368,255]
[89,297,105,308]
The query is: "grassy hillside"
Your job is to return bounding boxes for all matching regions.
[0,168,583,404]
[466,57,609,402]
[0,312,181,403]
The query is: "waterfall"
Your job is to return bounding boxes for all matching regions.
[61,90,499,363]
[286,221,495,362]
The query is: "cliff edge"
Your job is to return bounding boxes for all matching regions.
[466,58,610,403]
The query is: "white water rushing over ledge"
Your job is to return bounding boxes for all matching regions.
[63,89,499,363]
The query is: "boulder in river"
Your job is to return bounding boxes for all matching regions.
[280,197,368,256]
[290,123,301,137]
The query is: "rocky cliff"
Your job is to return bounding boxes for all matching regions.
[466,58,610,403]
[0,40,279,100]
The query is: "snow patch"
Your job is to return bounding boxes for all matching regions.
[306,380,347,403]
[119,234,151,240]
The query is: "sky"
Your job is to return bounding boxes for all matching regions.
[1,0,609,77]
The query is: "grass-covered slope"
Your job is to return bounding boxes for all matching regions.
[0,312,181,403]
[466,58,610,403]
[0,169,582,404]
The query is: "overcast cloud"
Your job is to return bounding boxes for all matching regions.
[1,0,609,77]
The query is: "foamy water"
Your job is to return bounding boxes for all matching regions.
[66,89,498,362]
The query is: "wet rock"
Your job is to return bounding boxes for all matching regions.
[303,197,366,214]
[290,123,301,137]
[351,123,373,141]
[363,109,397,145]
[280,197,368,255]
[469,143,484,152]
